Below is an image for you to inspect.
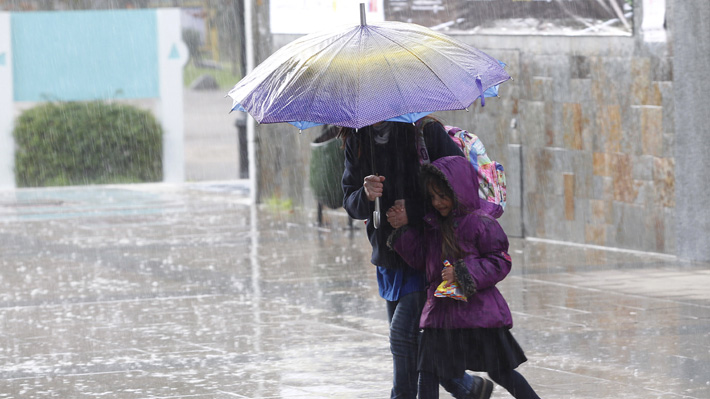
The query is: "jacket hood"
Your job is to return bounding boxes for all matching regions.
[424,155,480,216]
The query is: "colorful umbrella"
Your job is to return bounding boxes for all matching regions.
[228,5,511,131]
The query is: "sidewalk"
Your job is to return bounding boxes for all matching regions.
[183,89,241,182]
[0,183,708,398]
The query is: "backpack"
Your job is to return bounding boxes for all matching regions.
[415,118,507,218]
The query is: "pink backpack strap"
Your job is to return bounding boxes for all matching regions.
[445,125,462,135]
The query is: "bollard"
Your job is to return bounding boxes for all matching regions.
[234,112,248,179]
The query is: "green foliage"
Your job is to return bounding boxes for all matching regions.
[13,101,163,187]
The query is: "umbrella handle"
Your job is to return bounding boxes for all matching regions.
[373,197,381,229]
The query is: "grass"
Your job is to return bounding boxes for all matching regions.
[183,59,242,90]
[265,195,294,214]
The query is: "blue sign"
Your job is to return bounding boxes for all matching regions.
[12,10,159,101]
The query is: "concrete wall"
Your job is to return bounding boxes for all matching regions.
[254,1,710,260]
[672,0,710,261]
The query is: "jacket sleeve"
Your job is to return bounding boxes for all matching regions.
[388,226,427,271]
[453,214,512,296]
[341,135,372,220]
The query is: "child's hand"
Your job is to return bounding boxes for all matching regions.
[441,266,455,284]
[435,260,467,301]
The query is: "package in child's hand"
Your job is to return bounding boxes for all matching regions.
[434,260,467,301]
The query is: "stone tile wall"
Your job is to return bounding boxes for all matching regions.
[443,33,675,254]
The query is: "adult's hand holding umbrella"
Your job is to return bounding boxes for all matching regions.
[364,175,384,228]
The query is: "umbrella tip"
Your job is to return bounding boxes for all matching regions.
[360,3,366,26]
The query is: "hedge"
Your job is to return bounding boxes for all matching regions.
[13,101,163,187]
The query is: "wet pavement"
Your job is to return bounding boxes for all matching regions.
[0,182,708,399]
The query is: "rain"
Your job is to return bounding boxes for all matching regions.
[0,1,708,398]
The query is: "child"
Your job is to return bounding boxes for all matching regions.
[388,156,540,399]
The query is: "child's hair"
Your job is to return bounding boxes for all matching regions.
[421,166,466,261]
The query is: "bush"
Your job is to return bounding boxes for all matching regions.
[13,101,163,187]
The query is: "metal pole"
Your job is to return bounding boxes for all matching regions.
[244,0,257,204]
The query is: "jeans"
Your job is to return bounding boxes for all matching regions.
[419,371,477,399]
[440,373,475,398]
[386,290,426,399]
[386,291,474,399]
[418,371,442,399]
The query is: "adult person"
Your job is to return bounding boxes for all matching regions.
[340,119,493,399]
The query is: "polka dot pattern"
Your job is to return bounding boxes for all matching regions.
[228,20,510,129]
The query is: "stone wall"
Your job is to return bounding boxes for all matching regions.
[254,1,693,256]
[444,27,675,254]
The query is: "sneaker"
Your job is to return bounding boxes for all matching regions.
[470,375,494,399]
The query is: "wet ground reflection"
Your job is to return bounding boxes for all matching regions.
[0,184,708,398]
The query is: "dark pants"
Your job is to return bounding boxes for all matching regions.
[387,291,426,399]
[386,291,475,399]
[419,369,540,399]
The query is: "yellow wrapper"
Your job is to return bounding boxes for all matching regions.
[434,260,467,301]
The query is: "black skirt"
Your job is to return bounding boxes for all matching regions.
[418,327,528,380]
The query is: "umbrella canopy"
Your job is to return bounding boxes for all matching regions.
[228,13,511,130]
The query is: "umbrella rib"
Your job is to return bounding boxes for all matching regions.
[356,27,363,127]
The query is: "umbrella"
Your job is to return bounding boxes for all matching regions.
[227,4,511,131]
[228,3,511,228]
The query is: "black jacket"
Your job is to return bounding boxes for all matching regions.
[341,121,463,268]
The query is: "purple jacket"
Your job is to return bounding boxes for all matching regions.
[390,156,513,329]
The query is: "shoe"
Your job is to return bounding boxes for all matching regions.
[469,375,494,399]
